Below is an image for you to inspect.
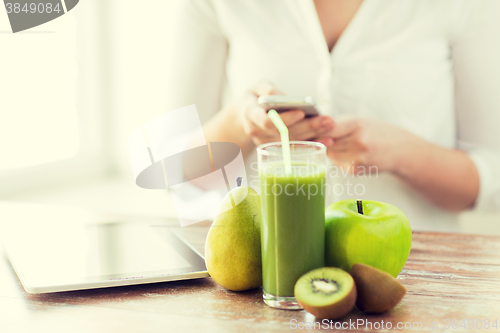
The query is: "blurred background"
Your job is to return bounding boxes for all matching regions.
[1,0,499,235]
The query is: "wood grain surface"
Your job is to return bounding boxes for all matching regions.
[1,221,499,333]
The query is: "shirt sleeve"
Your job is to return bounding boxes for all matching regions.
[452,0,500,212]
[166,0,227,124]
[160,0,229,218]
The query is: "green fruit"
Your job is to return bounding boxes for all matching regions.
[350,263,407,313]
[205,180,262,291]
[294,267,356,320]
[325,199,412,277]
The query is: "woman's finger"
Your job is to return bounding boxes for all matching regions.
[326,135,354,152]
[329,116,359,138]
[314,136,334,147]
[245,104,279,134]
[249,106,306,133]
[289,116,334,140]
[279,110,306,126]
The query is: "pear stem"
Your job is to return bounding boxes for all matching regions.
[236,177,242,187]
[357,200,364,215]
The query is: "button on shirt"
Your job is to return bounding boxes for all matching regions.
[166,0,500,232]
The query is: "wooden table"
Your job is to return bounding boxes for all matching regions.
[1,222,500,332]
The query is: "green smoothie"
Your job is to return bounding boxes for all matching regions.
[259,162,325,297]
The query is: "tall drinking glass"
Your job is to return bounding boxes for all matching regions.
[257,141,326,309]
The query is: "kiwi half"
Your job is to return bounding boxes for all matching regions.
[294,267,356,319]
[350,263,406,313]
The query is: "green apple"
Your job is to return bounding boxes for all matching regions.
[325,199,411,277]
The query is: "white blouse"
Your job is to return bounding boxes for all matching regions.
[165,0,500,232]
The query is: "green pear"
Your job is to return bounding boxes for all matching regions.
[205,178,262,291]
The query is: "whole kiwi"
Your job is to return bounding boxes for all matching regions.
[350,263,407,313]
[294,267,357,320]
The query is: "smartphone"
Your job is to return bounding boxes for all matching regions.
[257,95,319,117]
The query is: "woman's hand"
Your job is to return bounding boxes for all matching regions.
[238,81,334,146]
[315,115,479,211]
[315,115,414,174]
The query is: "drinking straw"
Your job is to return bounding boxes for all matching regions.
[267,109,292,175]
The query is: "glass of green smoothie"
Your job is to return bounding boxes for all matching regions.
[257,141,326,309]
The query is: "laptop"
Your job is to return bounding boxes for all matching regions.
[0,201,208,294]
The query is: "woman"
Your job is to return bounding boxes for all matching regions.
[165,0,500,232]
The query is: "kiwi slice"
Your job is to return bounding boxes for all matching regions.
[350,263,406,313]
[294,267,356,319]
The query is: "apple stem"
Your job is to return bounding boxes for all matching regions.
[357,200,364,215]
[236,177,242,187]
